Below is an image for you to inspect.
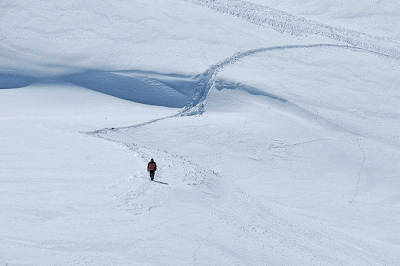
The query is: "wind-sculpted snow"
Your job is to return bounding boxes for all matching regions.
[183,0,400,59]
[214,79,287,102]
[84,42,400,138]
[1,42,396,119]
[65,71,197,108]
[180,43,398,116]
[0,70,197,108]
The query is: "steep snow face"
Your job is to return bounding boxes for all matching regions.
[1,0,400,265]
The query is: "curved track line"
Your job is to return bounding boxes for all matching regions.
[180,43,396,116]
[88,43,396,134]
[182,0,400,59]
[350,139,366,204]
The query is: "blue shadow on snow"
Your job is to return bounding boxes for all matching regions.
[0,74,36,89]
[214,79,287,102]
[62,71,197,108]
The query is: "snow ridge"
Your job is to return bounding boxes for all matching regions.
[181,43,397,116]
[87,42,397,136]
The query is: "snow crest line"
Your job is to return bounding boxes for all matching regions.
[180,43,394,116]
[88,43,392,134]
[183,0,400,59]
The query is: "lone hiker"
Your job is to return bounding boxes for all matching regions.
[147,158,157,181]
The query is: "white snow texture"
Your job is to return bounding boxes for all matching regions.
[1,0,400,265]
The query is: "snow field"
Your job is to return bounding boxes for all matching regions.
[1,0,400,265]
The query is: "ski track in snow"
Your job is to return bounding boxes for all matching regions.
[89,42,398,134]
[180,43,400,116]
[182,0,400,59]
[350,139,367,204]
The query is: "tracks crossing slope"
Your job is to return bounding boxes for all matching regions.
[182,0,400,58]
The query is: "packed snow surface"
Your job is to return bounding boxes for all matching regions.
[1,0,400,265]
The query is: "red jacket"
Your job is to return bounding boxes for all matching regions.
[148,161,157,171]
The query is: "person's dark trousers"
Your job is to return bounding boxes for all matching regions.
[150,170,155,181]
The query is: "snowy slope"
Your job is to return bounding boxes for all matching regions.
[1,0,400,265]
[250,0,400,39]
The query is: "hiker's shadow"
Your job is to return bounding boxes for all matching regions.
[153,180,169,185]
